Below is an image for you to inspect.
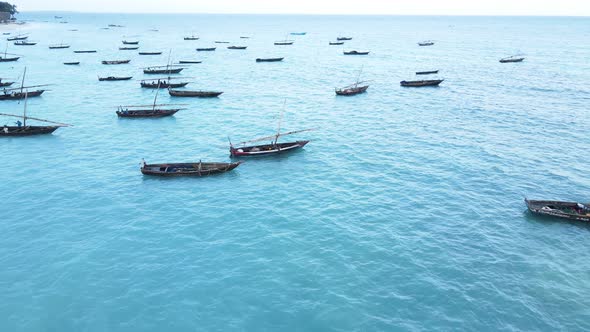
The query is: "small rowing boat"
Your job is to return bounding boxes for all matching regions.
[525,199,590,222]
[400,79,443,87]
[256,57,284,62]
[140,160,241,177]
[168,89,223,97]
[101,59,130,65]
[98,76,132,81]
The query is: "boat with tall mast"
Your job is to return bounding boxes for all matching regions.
[0,44,20,62]
[0,78,14,87]
[336,67,369,96]
[230,101,313,157]
[0,72,70,136]
[140,77,189,89]
[0,68,48,100]
[117,82,184,118]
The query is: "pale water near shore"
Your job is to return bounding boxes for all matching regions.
[1,12,590,331]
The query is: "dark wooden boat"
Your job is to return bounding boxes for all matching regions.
[98,76,132,81]
[337,37,352,41]
[122,40,139,45]
[329,41,344,45]
[139,51,162,55]
[14,41,36,46]
[178,60,202,64]
[49,44,70,49]
[0,56,19,62]
[101,59,130,65]
[140,79,189,89]
[119,46,139,50]
[274,40,294,45]
[140,160,241,177]
[525,199,590,222]
[116,107,180,118]
[500,56,525,63]
[143,66,184,74]
[215,41,230,44]
[416,70,439,75]
[0,79,14,87]
[418,41,435,46]
[336,83,369,96]
[230,110,313,157]
[168,89,223,97]
[231,140,309,157]
[108,24,124,28]
[64,61,80,65]
[256,57,284,62]
[74,50,97,53]
[7,35,28,41]
[343,50,369,55]
[196,47,216,51]
[227,46,247,50]
[0,89,45,100]
[400,79,443,87]
[184,36,199,40]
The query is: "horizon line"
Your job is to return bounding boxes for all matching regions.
[18,10,590,18]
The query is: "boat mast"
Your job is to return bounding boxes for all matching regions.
[20,67,26,96]
[274,98,286,145]
[23,88,28,126]
[355,66,363,87]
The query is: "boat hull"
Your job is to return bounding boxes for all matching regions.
[141,162,241,176]
[143,68,183,74]
[168,90,223,97]
[525,199,590,222]
[256,57,284,62]
[99,76,132,81]
[336,85,369,96]
[400,80,443,87]
[0,126,58,136]
[141,82,188,89]
[230,141,309,157]
[117,109,179,118]
[0,57,20,62]
[0,90,45,100]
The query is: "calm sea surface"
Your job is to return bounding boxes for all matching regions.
[1,12,590,331]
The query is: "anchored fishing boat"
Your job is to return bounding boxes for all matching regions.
[230,102,313,157]
[14,40,36,46]
[336,68,369,96]
[290,32,306,35]
[117,75,185,118]
[416,70,439,75]
[6,34,28,41]
[178,60,202,64]
[418,40,435,46]
[343,50,370,55]
[139,51,162,55]
[140,160,241,177]
[74,50,97,53]
[227,46,247,50]
[0,78,14,87]
[143,65,184,74]
[0,68,48,100]
[184,36,199,40]
[500,55,525,63]
[140,77,189,89]
[256,57,284,62]
[168,89,223,97]
[49,44,70,49]
[98,76,133,81]
[274,40,294,45]
[101,59,130,65]
[196,47,216,51]
[119,46,139,50]
[63,61,80,65]
[122,40,139,45]
[525,199,590,222]
[400,79,444,87]
[329,41,344,45]
[337,36,352,41]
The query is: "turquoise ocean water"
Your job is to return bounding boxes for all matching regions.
[1,12,590,331]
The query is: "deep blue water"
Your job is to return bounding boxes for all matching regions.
[1,12,590,331]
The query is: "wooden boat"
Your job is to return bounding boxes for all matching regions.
[0,79,14,87]
[140,160,241,177]
[215,41,230,44]
[230,107,313,157]
[290,32,306,35]
[122,40,139,45]
[63,61,80,65]
[101,60,130,65]
[108,24,124,28]
[525,199,590,222]
[0,89,45,100]
[116,107,180,118]
[500,56,525,63]
[140,78,189,89]
[119,46,139,50]
[336,69,369,96]
[184,36,199,40]
[240,36,250,39]
[400,79,444,87]
[138,51,162,55]
[49,44,70,49]
[274,40,294,45]
[196,47,216,51]
[329,41,344,45]
[74,50,97,53]
[0,69,70,137]
[227,46,247,50]
[256,57,284,62]
[178,60,202,64]
[168,89,223,97]
[143,65,184,74]
[0,55,19,62]
[98,76,132,81]
[416,70,439,75]
[343,50,369,55]
[14,41,36,46]
[7,35,28,41]
[337,37,352,41]
[418,41,435,46]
